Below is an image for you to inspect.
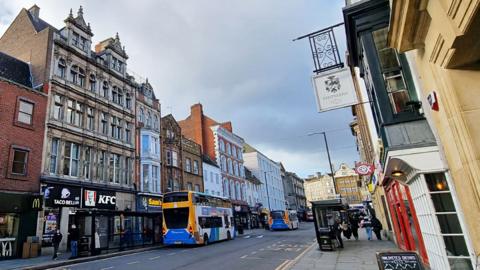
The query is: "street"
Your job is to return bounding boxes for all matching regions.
[51,223,316,270]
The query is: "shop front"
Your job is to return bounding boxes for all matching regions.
[0,192,41,259]
[136,194,163,244]
[232,200,249,229]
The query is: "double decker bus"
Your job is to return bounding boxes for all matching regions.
[162,191,234,245]
[269,210,299,230]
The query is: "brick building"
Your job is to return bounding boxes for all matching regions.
[181,136,203,192]
[161,114,183,192]
[0,52,47,258]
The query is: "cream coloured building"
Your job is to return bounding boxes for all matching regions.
[304,173,336,207]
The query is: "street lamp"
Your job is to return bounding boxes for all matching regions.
[307,131,337,194]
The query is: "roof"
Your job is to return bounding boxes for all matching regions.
[25,7,57,32]
[243,143,258,153]
[311,198,349,210]
[202,154,219,168]
[0,51,33,88]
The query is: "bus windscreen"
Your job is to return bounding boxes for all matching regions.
[164,208,189,229]
[163,193,189,203]
[271,211,284,219]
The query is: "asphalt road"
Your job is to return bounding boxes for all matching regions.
[51,222,317,270]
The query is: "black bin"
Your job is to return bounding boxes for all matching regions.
[78,236,90,257]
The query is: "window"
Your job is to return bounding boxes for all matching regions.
[87,107,95,131]
[49,138,59,173]
[112,86,118,104]
[194,184,200,192]
[83,147,91,179]
[125,158,132,186]
[78,68,85,87]
[102,81,109,98]
[166,129,175,140]
[17,100,34,125]
[154,115,159,130]
[233,161,238,176]
[67,99,83,127]
[111,116,117,138]
[232,146,237,159]
[166,150,172,165]
[210,172,214,183]
[109,153,121,184]
[97,151,106,182]
[221,156,227,172]
[219,139,225,152]
[125,124,132,143]
[89,74,96,92]
[70,65,79,84]
[216,174,219,184]
[142,164,150,191]
[11,148,28,175]
[100,112,108,134]
[57,58,66,78]
[117,89,124,106]
[147,112,152,127]
[372,27,413,114]
[187,182,193,191]
[72,32,79,46]
[193,160,199,175]
[126,93,132,109]
[53,94,63,120]
[153,137,159,155]
[227,159,233,174]
[139,108,144,122]
[172,151,178,167]
[142,135,150,155]
[152,165,159,192]
[226,143,231,155]
[80,36,87,51]
[63,142,80,177]
[117,119,123,140]
[185,158,191,172]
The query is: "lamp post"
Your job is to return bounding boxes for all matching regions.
[308,131,337,194]
[263,171,272,211]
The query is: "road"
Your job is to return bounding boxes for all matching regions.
[52,222,316,270]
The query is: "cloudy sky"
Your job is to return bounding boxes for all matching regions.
[0,0,359,178]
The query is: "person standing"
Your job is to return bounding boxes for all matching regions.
[371,216,383,240]
[52,229,62,260]
[349,214,360,240]
[361,216,373,240]
[333,218,344,248]
[68,224,80,259]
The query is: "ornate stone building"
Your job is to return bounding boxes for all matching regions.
[161,114,183,192]
[181,136,203,192]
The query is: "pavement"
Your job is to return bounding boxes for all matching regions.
[288,229,400,270]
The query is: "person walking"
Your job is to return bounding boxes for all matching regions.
[52,229,62,260]
[68,224,80,259]
[361,216,373,240]
[371,216,383,240]
[349,214,360,240]
[333,218,344,248]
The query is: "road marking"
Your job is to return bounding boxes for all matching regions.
[296,248,301,252]
[260,248,265,251]
[251,251,257,255]
[256,235,264,238]
[149,255,161,260]
[244,235,251,239]
[240,255,248,259]
[181,250,188,253]
[127,261,139,265]
[279,241,317,270]
[167,252,176,256]
[274,260,291,270]
[100,267,114,270]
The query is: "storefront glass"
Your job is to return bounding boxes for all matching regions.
[0,214,19,258]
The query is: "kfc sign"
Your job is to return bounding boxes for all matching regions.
[83,189,116,209]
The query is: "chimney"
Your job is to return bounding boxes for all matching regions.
[28,5,40,22]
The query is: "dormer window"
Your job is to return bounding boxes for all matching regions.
[89,74,96,92]
[57,58,66,78]
[80,36,88,51]
[102,81,109,98]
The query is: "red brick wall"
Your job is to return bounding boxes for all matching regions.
[0,80,47,193]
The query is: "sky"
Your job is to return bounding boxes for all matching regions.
[0,0,359,178]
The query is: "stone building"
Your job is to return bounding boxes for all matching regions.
[0,52,47,258]
[181,136,203,192]
[280,163,306,211]
[161,114,183,192]
[304,173,336,207]
[334,164,362,205]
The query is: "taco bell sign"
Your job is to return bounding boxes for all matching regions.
[312,67,358,112]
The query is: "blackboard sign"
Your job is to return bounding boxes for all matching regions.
[376,252,423,270]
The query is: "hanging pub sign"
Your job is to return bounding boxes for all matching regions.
[312,67,358,112]
[355,162,375,176]
[376,252,423,270]
[83,189,116,210]
[44,184,81,207]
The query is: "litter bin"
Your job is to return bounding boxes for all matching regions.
[78,236,90,257]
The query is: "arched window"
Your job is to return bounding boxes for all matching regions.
[57,58,66,78]
[232,146,236,159]
[223,178,229,197]
[219,139,225,152]
[235,182,240,200]
[226,143,231,155]
[126,93,132,109]
[221,155,227,172]
[242,183,246,201]
[154,115,159,130]
[139,107,144,122]
[147,112,152,127]
[78,67,85,87]
[239,164,244,178]
[70,65,79,84]
[227,159,233,174]
[230,180,235,199]
[233,161,238,176]
[102,81,109,98]
[89,74,96,92]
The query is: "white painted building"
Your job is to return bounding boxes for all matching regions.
[244,167,262,207]
[202,155,222,197]
[243,144,285,211]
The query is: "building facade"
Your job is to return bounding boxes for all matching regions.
[243,144,285,211]
[343,0,476,268]
[0,52,47,258]
[281,164,306,211]
[334,164,362,205]
[161,114,183,193]
[202,155,222,197]
[181,136,203,192]
[304,173,336,207]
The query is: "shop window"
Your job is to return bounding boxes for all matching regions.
[17,99,34,125]
[0,214,19,256]
[11,148,28,175]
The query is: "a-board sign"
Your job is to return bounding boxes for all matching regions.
[376,252,423,270]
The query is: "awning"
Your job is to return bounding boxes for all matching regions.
[383,146,447,185]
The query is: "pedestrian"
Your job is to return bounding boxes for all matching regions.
[349,214,360,240]
[371,216,383,240]
[361,216,373,240]
[52,229,62,260]
[333,218,344,248]
[68,224,80,259]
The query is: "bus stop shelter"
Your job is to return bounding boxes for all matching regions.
[311,198,349,250]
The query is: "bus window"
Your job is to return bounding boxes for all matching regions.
[271,211,284,220]
[164,207,189,229]
[198,217,222,228]
[163,192,189,203]
[224,215,230,228]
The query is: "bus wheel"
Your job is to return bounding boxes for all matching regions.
[227,231,232,240]
[203,234,209,246]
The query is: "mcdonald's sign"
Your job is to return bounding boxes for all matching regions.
[30,196,43,210]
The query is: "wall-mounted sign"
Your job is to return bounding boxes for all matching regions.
[44,185,81,207]
[376,252,423,270]
[30,195,43,210]
[312,67,358,112]
[427,91,439,111]
[355,162,375,176]
[83,189,116,210]
[136,195,162,212]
